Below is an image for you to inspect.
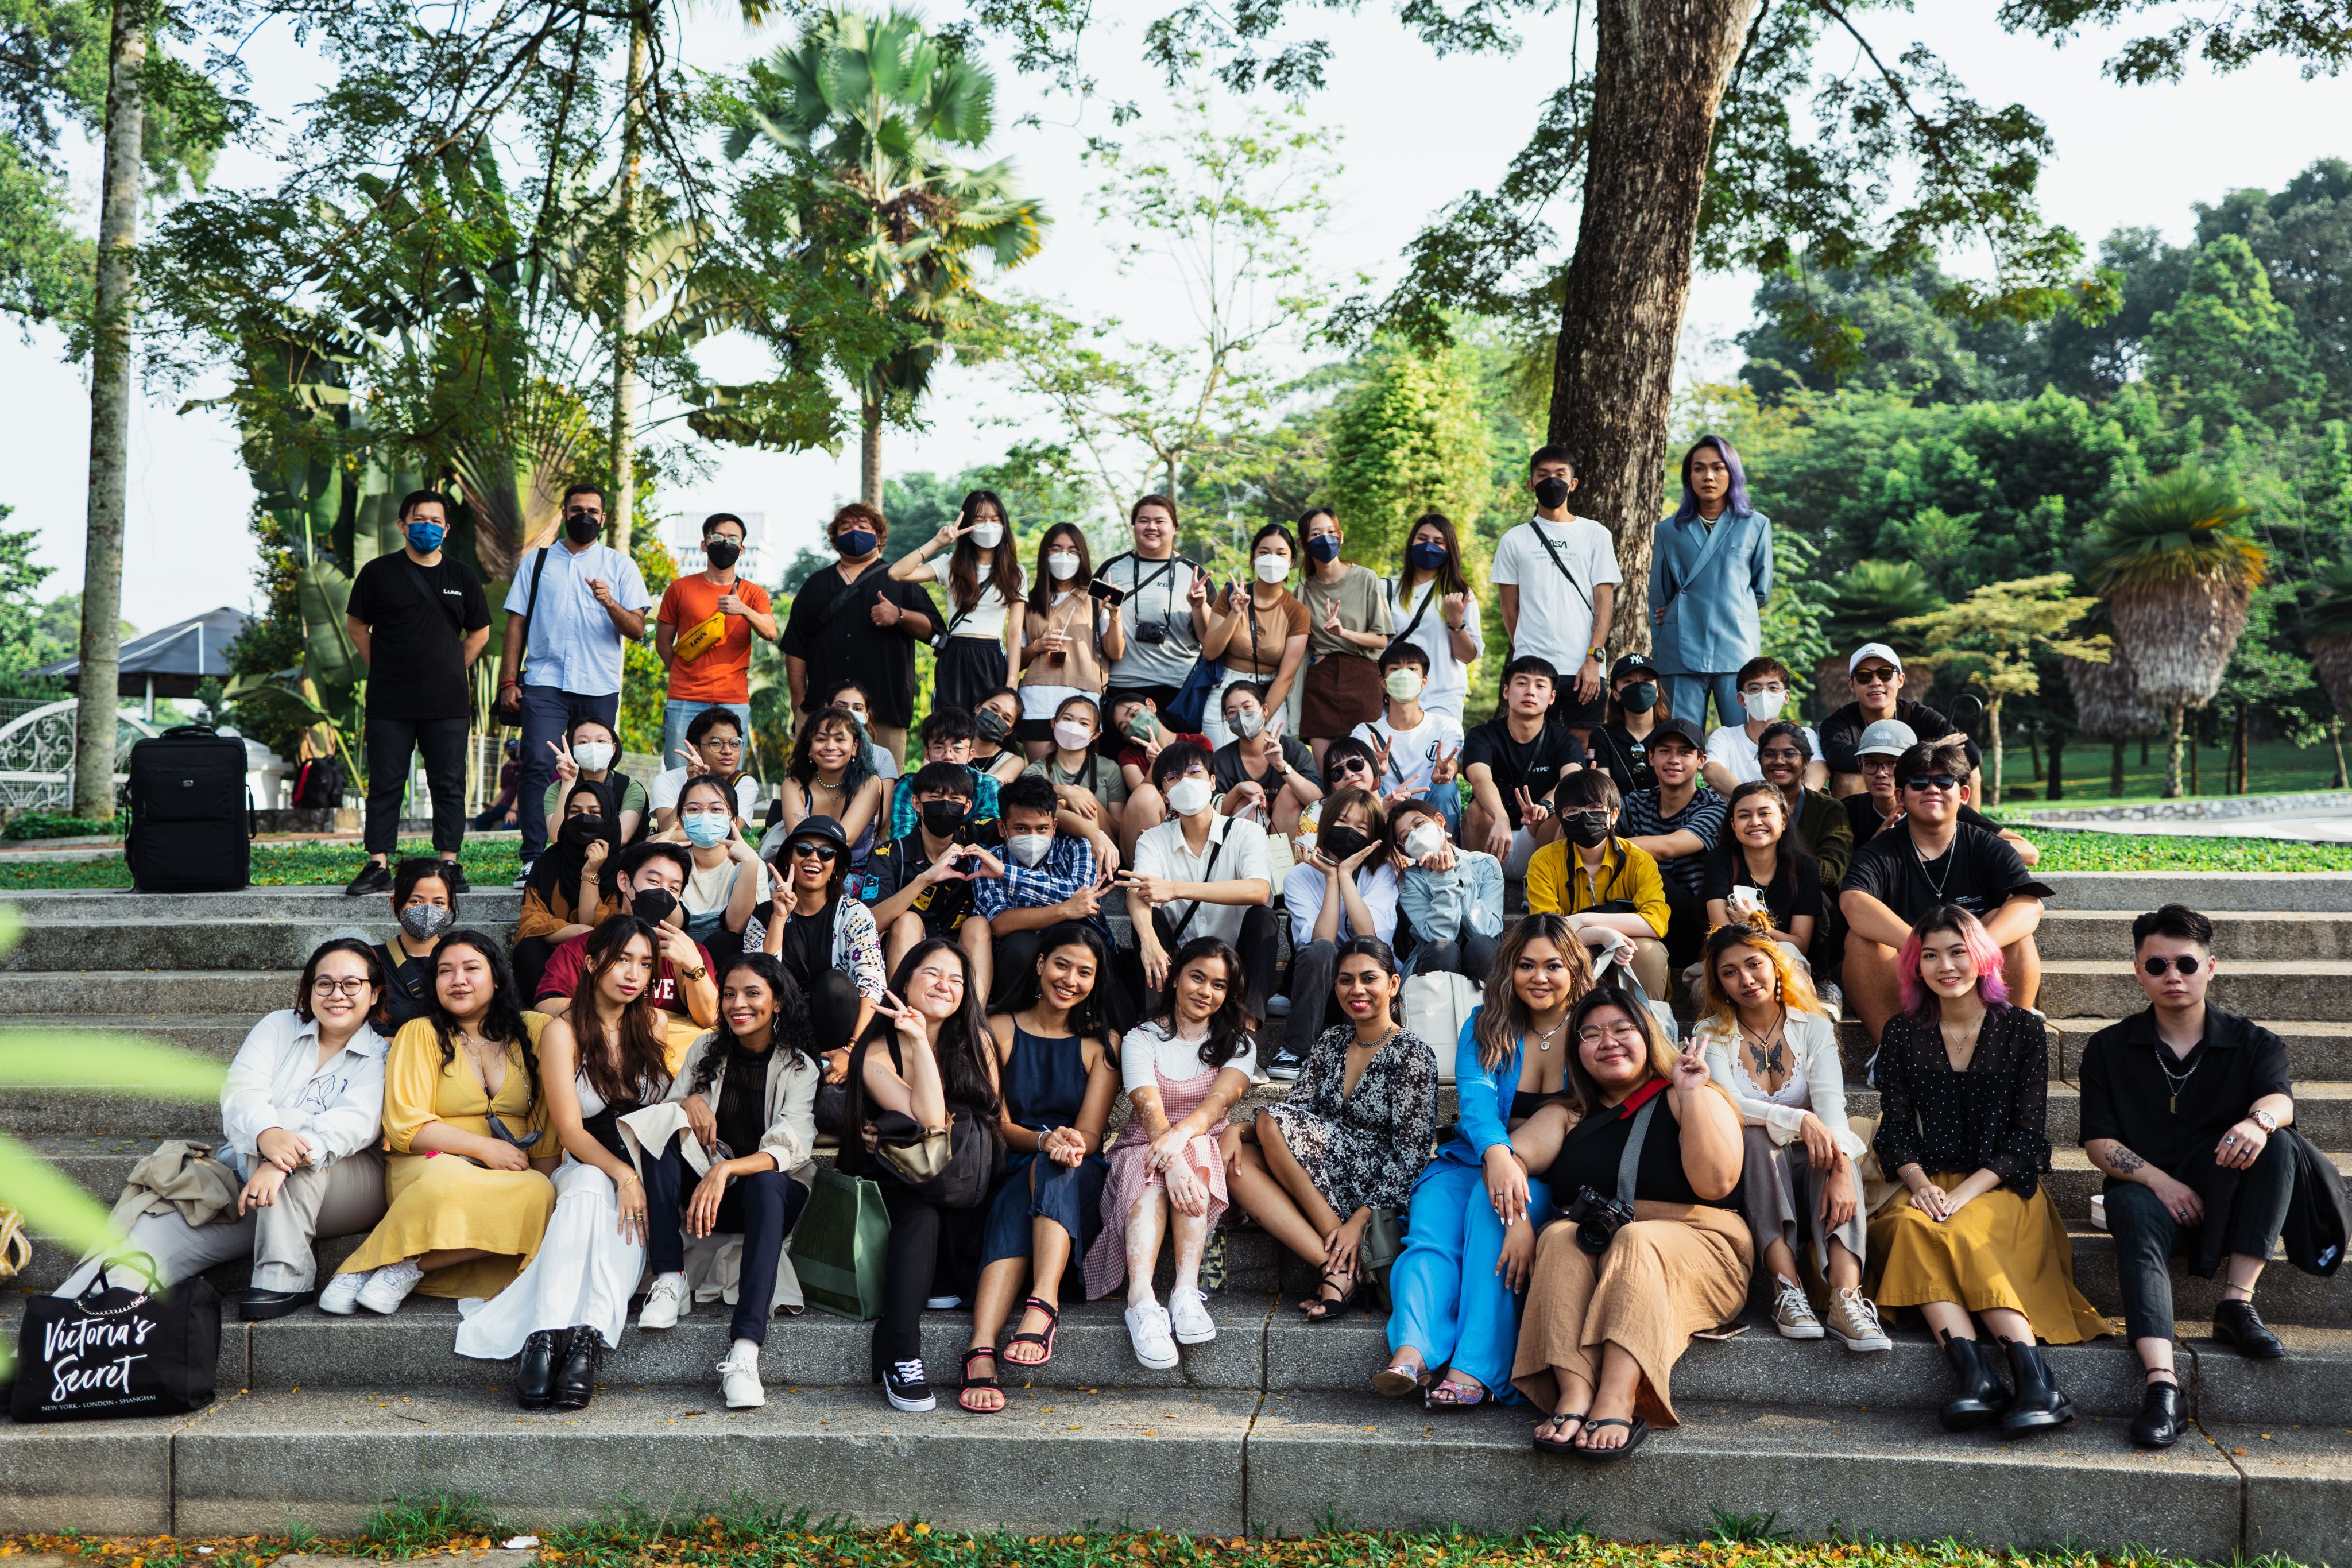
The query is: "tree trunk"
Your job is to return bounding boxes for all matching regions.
[2047,731,2065,802]
[2141,735,2149,766]
[860,393,883,509]
[72,0,145,820]
[2235,703,2250,793]
[2028,723,2041,783]
[1545,0,1757,657]
[2189,709,2201,795]
[605,13,648,555]
[2110,738,2126,797]
[1984,694,2004,808]
[2335,718,2348,791]
[2164,702,2185,798]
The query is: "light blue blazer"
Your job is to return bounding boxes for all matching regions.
[1648,508,1773,677]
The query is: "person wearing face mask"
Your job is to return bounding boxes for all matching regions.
[1462,656,1584,877]
[1295,508,1395,764]
[1201,522,1311,749]
[500,482,655,884]
[1493,447,1620,740]
[886,707,1004,841]
[1018,526,1121,753]
[1523,768,1674,998]
[1390,799,1504,984]
[667,774,768,971]
[1350,644,1466,834]
[1210,682,1321,842]
[782,502,941,763]
[651,707,761,834]
[342,489,491,898]
[891,490,1027,717]
[1107,694,1210,863]
[544,717,647,848]
[533,843,720,1046]
[1584,653,1670,796]
[969,687,1029,785]
[655,513,777,762]
[1117,743,1278,1027]
[1387,512,1484,722]
[376,858,461,1028]
[864,761,1004,998]
[1022,694,1129,842]
[1702,656,1826,796]
[1650,435,1774,734]
[1272,789,1401,1079]
[514,780,625,998]
[972,777,1124,1020]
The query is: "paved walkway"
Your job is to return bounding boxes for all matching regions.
[2029,806,2352,842]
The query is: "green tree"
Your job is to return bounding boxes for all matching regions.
[1738,258,2040,405]
[0,507,68,696]
[1895,575,2107,807]
[2145,234,2322,439]
[1324,340,1494,570]
[2195,159,2352,421]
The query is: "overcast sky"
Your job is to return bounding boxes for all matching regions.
[2,1,2345,631]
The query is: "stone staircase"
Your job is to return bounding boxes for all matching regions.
[2,876,2349,1554]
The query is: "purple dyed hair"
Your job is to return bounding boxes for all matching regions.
[1673,434,1754,524]
[1897,904,2011,1021]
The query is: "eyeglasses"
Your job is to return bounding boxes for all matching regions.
[1852,667,1900,684]
[2142,954,2204,977]
[311,977,373,997]
[788,841,841,863]
[1901,773,1962,792]
[1562,808,1611,824]
[1758,748,1805,763]
[1577,1020,1646,1046]
[1330,758,1373,779]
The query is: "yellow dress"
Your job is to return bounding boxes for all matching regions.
[338,1013,557,1300]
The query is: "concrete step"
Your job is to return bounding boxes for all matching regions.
[2072,1225,2352,1326]
[2037,908,2352,961]
[2045,1017,2352,1082]
[0,1012,258,1062]
[0,969,299,1017]
[2037,959,2352,1022]
[2036,870,2352,912]
[2,917,424,974]
[0,885,523,926]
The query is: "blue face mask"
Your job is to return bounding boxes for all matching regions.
[1305,533,1342,563]
[681,811,730,849]
[1407,541,1448,571]
[837,529,878,559]
[406,521,447,553]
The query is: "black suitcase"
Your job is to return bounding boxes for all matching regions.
[124,724,253,893]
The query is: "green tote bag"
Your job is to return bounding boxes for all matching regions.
[788,1165,893,1321]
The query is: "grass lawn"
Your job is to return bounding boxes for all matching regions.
[1995,735,2344,806]
[2012,827,2352,872]
[0,837,523,891]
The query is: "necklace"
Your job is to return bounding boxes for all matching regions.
[1910,830,1956,902]
[2153,1041,2199,1114]
[1526,1017,1566,1054]
[1740,1008,1788,1080]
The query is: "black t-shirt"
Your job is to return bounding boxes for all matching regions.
[1212,735,1314,793]
[2077,1008,2295,1179]
[1462,718,1587,827]
[1701,839,1824,930]
[1585,725,1658,796]
[715,1059,766,1162]
[862,818,1004,935]
[779,560,944,729]
[1818,698,1983,775]
[1840,821,2052,926]
[1842,793,2001,852]
[346,553,491,721]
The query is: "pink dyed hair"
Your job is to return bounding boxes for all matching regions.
[1897,904,2010,1020]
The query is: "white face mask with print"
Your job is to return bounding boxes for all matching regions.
[1166,776,1215,817]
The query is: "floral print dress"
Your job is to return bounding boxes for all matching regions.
[1260,1023,1439,1216]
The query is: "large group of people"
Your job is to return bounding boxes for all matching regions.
[128,439,2305,1458]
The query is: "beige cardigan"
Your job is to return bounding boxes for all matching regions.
[1695,1009,1866,1161]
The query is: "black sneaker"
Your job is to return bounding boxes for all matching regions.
[883,1357,936,1412]
[344,861,392,897]
[1264,1048,1305,1082]
[512,862,535,889]
[439,860,472,895]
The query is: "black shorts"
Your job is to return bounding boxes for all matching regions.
[1553,688,1607,728]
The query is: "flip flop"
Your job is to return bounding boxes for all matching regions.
[957,1346,1004,1414]
[1531,1411,1588,1454]
[1372,1363,1431,1398]
[1576,1415,1649,1461]
[1425,1377,1487,1408]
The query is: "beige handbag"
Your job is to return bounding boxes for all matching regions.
[0,1203,29,1283]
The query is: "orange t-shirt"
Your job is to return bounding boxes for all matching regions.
[657,574,771,703]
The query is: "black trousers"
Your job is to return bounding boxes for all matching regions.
[1115,903,1276,1023]
[640,1140,810,1345]
[872,1174,984,1373]
[992,923,1139,1033]
[2105,1134,2295,1344]
[1660,878,1709,973]
[364,714,470,857]
[1413,931,1499,987]
[512,935,558,1004]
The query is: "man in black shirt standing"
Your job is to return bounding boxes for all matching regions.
[1462,655,1584,877]
[780,502,940,762]
[2079,904,2296,1448]
[342,490,491,897]
[1816,643,1979,799]
[1840,740,2051,1042]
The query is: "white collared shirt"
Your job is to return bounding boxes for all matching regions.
[218,1008,390,1180]
[1132,811,1272,950]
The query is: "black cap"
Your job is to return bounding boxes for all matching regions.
[1647,716,1707,751]
[781,814,849,853]
[1609,653,1661,682]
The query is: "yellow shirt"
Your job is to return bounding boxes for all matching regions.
[1524,836,1669,937]
[381,1012,553,1154]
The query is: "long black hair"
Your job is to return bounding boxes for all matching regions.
[569,915,674,1108]
[860,937,1001,1118]
[1150,935,1253,1073]
[688,951,820,1098]
[993,920,1115,1042]
[295,936,389,1029]
[946,488,1023,617]
[424,928,539,1107]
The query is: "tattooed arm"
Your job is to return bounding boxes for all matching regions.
[2086,1137,2204,1225]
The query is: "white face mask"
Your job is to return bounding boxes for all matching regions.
[1743,688,1788,721]
[1046,550,1081,580]
[572,741,615,773]
[1166,776,1215,817]
[1254,553,1289,584]
[1384,668,1425,702]
[1051,719,1095,752]
[972,521,1005,549]
[1007,833,1053,868]
[1403,822,1446,861]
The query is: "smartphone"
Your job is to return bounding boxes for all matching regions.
[1088,579,1127,607]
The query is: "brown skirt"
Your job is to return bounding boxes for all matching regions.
[1510,1200,1753,1427]
[1865,1171,2111,1344]
[1300,654,1383,740]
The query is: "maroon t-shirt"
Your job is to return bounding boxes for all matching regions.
[535,931,713,1015]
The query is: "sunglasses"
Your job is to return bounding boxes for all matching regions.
[1901,773,1962,792]
[1329,758,1374,779]
[788,841,842,863]
[2142,954,2204,977]
[1852,667,1900,684]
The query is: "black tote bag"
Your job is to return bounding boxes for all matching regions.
[10,1256,222,1423]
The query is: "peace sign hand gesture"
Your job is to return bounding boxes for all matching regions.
[1515,785,1552,828]
[1187,571,1209,609]
[548,738,578,783]
[677,745,712,779]
[932,512,973,552]
[1431,744,1461,786]
[1321,595,1343,633]
[1671,1039,1712,1093]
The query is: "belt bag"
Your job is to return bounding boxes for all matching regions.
[673,611,728,663]
[875,1108,1002,1209]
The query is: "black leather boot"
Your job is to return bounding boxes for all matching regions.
[1998,1337,2074,1434]
[2214,1298,2287,1359]
[1939,1333,2009,1432]
[516,1330,563,1410]
[552,1324,602,1410]
[2131,1378,2185,1449]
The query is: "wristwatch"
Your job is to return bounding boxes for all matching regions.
[678,962,709,982]
[2252,1108,2279,1134]
[1587,646,1606,663]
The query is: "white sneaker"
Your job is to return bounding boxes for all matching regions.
[1770,1275,1824,1340]
[1125,1301,1180,1369]
[924,1294,962,1310]
[718,1345,765,1409]
[318,1268,369,1315]
[1825,1288,1894,1352]
[639,1272,692,1330]
[1167,1287,1217,1344]
[355,1257,424,1315]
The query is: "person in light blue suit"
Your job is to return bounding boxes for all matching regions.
[1650,435,1773,733]
[1375,913,1583,1407]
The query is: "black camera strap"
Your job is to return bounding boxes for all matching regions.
[1614,1094,1658,1209]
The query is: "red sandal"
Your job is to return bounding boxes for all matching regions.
[1004,1295,1061,1365]
[958,1345,1005,1414]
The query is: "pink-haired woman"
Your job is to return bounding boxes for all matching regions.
[1868,903,2107,1439]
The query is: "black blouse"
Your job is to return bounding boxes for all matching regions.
[1543,1083,1738,1210]
[1871,1005,2050,1198]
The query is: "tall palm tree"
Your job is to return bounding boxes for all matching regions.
[2063,630,2161,798]
[728,7,1047,505]
[2082,467,2268,799]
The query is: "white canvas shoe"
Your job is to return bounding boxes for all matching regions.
[354,1257,424,1315]
[718,1344,765,1409]
[1167,1287,1217,1344]
[318,1268,369,1315]
[1125,1302,1180,1369]
[638,1272,693,1330]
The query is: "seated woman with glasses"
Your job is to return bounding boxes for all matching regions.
[56,939,394,1321]
[1290,736,1383,854]
[744,814,889,1103]
[1508,991,1747,1459]
[1869,903,2107,1437]
[1380,915,1585,1406]
[331,931,559,1315]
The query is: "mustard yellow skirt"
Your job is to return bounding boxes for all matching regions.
[337,1152,558,1300]
[1864,1171,2110,1344]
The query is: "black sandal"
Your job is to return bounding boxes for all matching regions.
[1531,1411,1588,1453]
[1302,1265,1360,1322]
[958,1346,1004,1414]
[1004,1295,1061,1365]
[1576,1415,1649,1461]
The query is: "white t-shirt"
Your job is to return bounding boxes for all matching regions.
[1351,710,1466,798]
[915,558,1025,641]
[1387,577,1484,719]
[1131,812,1272,951]
[1281,860,1400,946]
[1121,1018,1258,1091]
[651,766,761,820]
[1704,722,1823,787]
[1490,515,1623,675]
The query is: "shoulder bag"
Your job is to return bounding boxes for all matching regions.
[492,547,551,726]
[11,1255,221,1423]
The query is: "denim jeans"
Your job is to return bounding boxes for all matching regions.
[1662,672,1746,733]
[663,699,753,767]
[363,714,470,857]
[2105,1135,2295,1343]
[516,684,621,864]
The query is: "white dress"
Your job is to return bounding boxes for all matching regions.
[453,1072,648,1358]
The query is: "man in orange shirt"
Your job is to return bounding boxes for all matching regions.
[656,512,778,761]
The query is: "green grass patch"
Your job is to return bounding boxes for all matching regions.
[2013,827,2352,872]
[2001,735,2341,805]
[0,838,523,891]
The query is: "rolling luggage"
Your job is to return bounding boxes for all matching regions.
[124,724,252,893]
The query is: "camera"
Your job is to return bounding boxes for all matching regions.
[1133,620,1169,645]
[1564,1185,1634,1255]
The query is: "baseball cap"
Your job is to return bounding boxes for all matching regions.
[1854,719,1919,760]
[1610,653,1662,682]
[1848,643,1904,677]
[780,814,850,854]
[1647,717,1707,752]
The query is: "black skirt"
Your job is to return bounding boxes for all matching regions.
[934,636,1008,717]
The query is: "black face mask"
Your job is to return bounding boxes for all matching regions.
[564,510,603,544]
[974,708,1011,742]
[1533,477,1572,510]
[1565,812,1613,849]
[704,537,742,570]
[630,888,679,924]
[1619,682,1658,714]
[1322,824,1372,862]
[920,799,968,838]
[559,816,605,850]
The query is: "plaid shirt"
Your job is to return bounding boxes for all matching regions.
[971,832,1107,934]
[889,765,1001,841]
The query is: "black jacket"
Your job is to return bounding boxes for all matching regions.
[2280,1126,2350,1277]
